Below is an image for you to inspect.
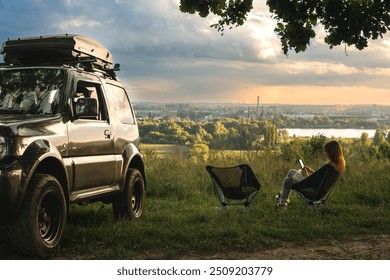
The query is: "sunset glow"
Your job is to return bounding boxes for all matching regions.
[0,0,389,106]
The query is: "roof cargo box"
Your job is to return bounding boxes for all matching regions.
[1,34,113,68]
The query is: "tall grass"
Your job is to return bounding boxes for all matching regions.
[58,146,390,259]
[1,145,389,259]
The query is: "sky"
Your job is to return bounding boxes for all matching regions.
[0,0,389,105]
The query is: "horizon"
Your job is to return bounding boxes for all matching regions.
[133,101,390,107]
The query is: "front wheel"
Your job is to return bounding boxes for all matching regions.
[9,174,67,258]
[113,168,145,220]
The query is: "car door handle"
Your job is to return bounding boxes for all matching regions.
[104,130,112,139]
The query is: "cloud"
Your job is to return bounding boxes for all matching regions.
[53,17,102,30]
[278,61,359,76]
[0,0,388,105]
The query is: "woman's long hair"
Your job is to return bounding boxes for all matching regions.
[324,140,345,174]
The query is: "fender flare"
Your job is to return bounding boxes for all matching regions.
[16,139,69,213]
[121,143,145,189]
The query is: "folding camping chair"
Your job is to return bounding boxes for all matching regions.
[205,164,262,211]
[291,163,340,214]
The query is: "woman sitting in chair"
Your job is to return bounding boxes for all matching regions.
[277,140,345,208]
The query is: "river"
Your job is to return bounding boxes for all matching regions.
[283,128,377,138]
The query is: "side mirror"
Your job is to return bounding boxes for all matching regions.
[74,98,98,119]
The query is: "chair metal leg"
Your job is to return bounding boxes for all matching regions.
[302,204,310,214]
[313,204,320,214]
[323,202,331,213]
[303,201,332,215]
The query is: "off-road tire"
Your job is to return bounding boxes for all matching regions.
[113,168,145,220]
[9,174,67,258]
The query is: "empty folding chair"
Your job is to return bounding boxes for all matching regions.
[206,164,262,211]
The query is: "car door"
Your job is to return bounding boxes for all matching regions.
[67,73,115,192]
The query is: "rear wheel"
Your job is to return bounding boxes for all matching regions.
[9,174,67,258]
[113,168,145,219]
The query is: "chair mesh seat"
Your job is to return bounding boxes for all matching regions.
[206,164,262,210]
[291,163,340,214]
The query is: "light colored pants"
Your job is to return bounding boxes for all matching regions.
[278,169,306,205]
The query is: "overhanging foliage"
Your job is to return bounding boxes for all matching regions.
[180,0,390,54]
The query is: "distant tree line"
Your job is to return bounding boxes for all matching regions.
[277,115,385,129]
[280,130,390,163]
[146,109,388,129]
[138,118,390,161]
[139,118,279,150]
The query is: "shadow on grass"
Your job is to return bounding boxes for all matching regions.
[0,226,32,260]
[0,203,114,260]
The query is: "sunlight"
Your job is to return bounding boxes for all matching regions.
[236,85,390,105]
[278,61,359,76]
[247,16,280,60]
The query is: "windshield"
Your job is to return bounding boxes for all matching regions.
[0,68,64,115]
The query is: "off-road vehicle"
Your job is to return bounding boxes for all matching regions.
[0,34,146,257]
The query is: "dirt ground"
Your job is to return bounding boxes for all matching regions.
[61,234,389,260]
[175,234,390,260]
[1,227,389,259]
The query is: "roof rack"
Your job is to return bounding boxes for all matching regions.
[0,57,120,80]
[72,60,120,80]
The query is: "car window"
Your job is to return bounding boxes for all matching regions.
[73,80,108,121]
[105,84,135,124]
[0,68,64,115]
